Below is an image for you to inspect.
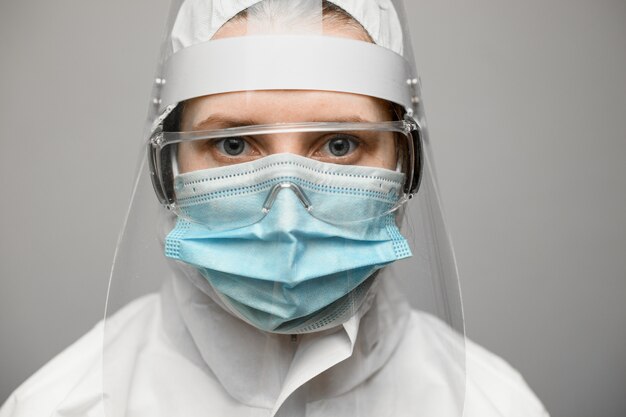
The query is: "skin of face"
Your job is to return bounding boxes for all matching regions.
[176,15,398,172]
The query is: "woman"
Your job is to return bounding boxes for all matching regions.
[1,1,548,416]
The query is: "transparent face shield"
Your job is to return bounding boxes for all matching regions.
[97,1,466,416]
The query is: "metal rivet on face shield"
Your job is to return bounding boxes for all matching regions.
[153,98,162,106]
[155,78,166,86]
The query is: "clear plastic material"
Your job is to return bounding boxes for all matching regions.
[100,1,467,416]
[149,120,420,228]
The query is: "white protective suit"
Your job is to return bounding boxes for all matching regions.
[0,275,548,417]
[1,0,550,416]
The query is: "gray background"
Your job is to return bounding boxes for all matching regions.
[1,1,625,416]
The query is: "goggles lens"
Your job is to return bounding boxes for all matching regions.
[150,122,417,229]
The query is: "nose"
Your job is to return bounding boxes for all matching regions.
[262,132,315,157]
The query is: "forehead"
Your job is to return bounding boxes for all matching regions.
[181,90,392,129]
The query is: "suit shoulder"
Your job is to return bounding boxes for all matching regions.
[0,295,160,417]
[406,311,549,417]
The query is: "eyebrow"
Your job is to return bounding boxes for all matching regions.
[192,114,376,130]
[192,114,258,130]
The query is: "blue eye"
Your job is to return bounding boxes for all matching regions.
[327,136,358,157]
[220,137,246,156]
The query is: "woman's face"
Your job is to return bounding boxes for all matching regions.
[177,90,398,172]
[176,14,398,173]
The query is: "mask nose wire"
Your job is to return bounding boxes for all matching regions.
[262,182,313,214]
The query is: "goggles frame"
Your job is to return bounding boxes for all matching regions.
[148,116,423,210]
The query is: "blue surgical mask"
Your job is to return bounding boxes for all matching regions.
[165,154,412,333]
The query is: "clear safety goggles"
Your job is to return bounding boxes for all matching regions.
[148,118,422,229]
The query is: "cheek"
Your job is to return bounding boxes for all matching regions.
[176,144,190,173]
[177,143,202,173]
[379,134,398,170]
[383,153,397,170]
[389,139,399,170]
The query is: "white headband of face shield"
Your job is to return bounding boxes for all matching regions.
[158,0,417,114]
